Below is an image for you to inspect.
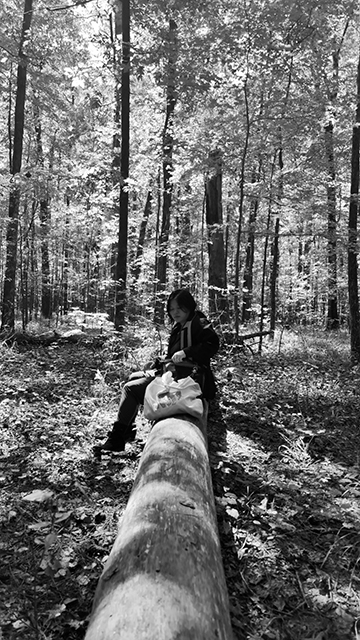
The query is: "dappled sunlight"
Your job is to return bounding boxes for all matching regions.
[1,329,360,639]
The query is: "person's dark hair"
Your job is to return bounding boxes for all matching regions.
[166,289,197,319]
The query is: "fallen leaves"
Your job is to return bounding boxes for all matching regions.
[1,328,360,640]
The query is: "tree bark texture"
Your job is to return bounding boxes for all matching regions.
[1,0,33,331]
[155,18,178,325]
[34,98,52,319]
[234,76,250,336]
[348,51,360,360]
[269,217,280,333]
[324,120,339,329]
[205,149,227,318]
[85,414,233,640]
[133,189,152,282]
[242,167,259,323]
[115,0,130,330]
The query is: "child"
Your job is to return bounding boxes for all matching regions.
[97,289,219,452]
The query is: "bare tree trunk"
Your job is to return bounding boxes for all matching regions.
[269,217,280,333]
[325,23,349,330]
[175,195,191,290]
[115,0,130,329]
[1,0,33,331]
[133,189,152,283]
[155,18,177,325]
[234,74,250,336]
[325,117,339,329]
[242,167,260,323]
[34,96,52,319]
[62,189,70,315]
[205,149,227,319]
[259,154,276,351]
[348,51,360,360]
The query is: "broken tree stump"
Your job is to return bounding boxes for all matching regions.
[85,411,233,640]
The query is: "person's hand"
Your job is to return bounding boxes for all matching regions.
[171,350,186,363]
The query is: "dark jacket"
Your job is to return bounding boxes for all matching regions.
[167,311,219,399]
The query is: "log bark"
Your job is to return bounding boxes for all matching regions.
[85,413,233,640]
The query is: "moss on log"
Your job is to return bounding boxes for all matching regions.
[85,412,233,640]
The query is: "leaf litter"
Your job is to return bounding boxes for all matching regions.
[0,326,359,639]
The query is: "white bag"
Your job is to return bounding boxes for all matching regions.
[143,371,204,420]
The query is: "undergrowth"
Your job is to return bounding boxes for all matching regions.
[0,323,359,639]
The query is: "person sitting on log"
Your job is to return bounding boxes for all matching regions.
[97,289,220,452]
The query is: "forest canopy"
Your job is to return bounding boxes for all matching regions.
[1,0,360,347]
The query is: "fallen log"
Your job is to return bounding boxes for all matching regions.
[85,410,233,640]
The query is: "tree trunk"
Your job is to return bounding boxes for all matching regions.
[234,75,250,336]
[133,189,152,283]
[269,133,284,336]
[242,167,260,323]
[115,0,130,330]
[85,413,233,640]
[325,24,349,330]
[325,121,339,330]
[40,200,51,318]
[348,52,360,360]
[269,217,280,333]
[62,189,71,315]
[259,154,277,350]
[1,0,33,331]
[154,18,178,325]
[34,97,52,319]
[205,149,227,319]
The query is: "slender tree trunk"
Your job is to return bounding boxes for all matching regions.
[115,0,130,329]
[259,155,276,351]
[133,189,152,283]
[62,189,70,315]
[269,135,284,335]
[34,98,52,319]
[242,167,260,323]
[348,51,360,360]
[1,0,33,331]
[108,11,121,322]
[205,149,227,318]
[234,74,250,336]
[325,118,339,329]
[269,217,280,333]
[325,23,349,330]
[154,18,177,324]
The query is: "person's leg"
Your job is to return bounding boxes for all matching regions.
[99,376,152,451]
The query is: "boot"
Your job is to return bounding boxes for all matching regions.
[98,430,126,452]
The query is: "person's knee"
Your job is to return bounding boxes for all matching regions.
[123,377,147,400]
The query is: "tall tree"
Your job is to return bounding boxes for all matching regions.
[324,21,350,330]
[205,149,228,318]
[34,94,52,319]
[1,0,33,331]
[242,166,260,323]
[114,0,130,330]
[348,49,360,361]
[154,17,178,324]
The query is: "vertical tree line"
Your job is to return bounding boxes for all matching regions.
[2,0,33,331]
[0,0,360,346]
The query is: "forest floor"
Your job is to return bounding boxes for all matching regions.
[0,312,360,640]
